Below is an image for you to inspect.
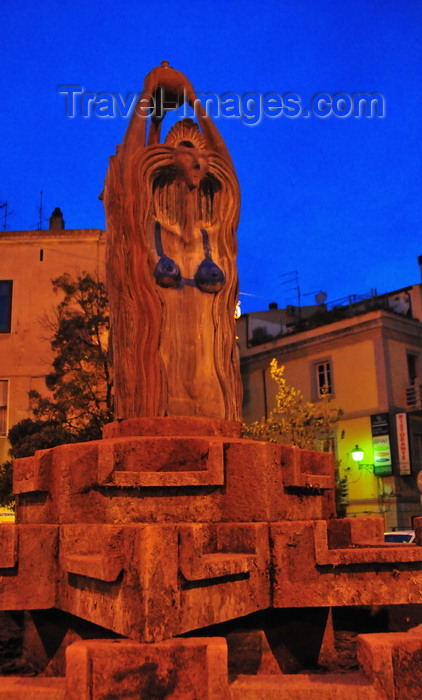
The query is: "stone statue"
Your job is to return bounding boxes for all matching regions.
[103,63,242,421]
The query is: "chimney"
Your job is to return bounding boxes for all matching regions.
[269,302,278,310]
[49,207,65,231]
[418,255,422,283]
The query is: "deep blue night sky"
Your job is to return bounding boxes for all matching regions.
[1,0,421,312]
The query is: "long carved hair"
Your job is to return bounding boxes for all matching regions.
[104,119,242,419]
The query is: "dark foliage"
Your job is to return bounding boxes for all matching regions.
[0,273,113,507]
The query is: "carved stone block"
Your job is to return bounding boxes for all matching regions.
[57,524,179,641]
[97,436,224,488]
[280,445,334,490]
[358,627,422,700]
[0,525,58,610]
[65,637,230,700]
[178,523,270,633]
[0,522,18,568]
[271,520,422,608]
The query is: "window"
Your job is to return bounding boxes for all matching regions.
[0,380,8,436]
[410,433,422,473]
[316,434,337,456]
[407,353,418,386]
[316,361,332,397]
[0,280,12,332]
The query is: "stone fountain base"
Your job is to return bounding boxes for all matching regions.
[1,419,422,698]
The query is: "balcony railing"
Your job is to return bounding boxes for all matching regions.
[406,384,422,408]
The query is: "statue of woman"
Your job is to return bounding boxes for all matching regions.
[102,63,242,421]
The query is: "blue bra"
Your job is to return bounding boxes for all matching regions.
[153,222,225,294]
[194,229,225,293]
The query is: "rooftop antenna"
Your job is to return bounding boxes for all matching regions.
[280,270,300,307]
[0,202,14,231]
[37,190,43,230]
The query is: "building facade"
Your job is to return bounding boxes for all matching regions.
[238,278,422,530]
[0,214,105,463]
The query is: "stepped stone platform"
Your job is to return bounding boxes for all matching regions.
[1,417,422,698]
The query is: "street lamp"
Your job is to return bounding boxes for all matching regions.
[350,445,391,530]
[351,445,364,463]
[351,445,375,474]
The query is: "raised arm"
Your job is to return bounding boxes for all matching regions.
[192,100,233,167]
[120,79,154,164]
[120,62,233,169]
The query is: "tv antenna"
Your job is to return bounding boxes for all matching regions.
[37,190,44,230]
[0,202,14,231]
[280,270,300,307]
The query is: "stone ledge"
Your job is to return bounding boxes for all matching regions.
[102,416,242,438]
[0,677,66,700]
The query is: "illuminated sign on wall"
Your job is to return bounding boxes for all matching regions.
[370,413,393,476]
[396,412,411,475]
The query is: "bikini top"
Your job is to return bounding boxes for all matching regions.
[153,222,225,294]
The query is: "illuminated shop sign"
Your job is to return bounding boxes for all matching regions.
[370,413,393,477]
[396,412,411,475]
